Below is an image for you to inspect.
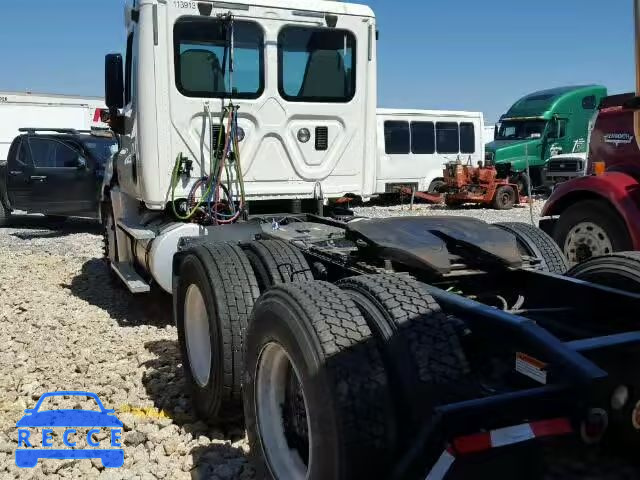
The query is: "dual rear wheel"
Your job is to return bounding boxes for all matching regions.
[174,225,568,479]
[174,240,476,479]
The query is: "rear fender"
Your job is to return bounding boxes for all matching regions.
[541,172,640,249]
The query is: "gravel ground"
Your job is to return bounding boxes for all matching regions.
[353,198,546,224]
[0,216,253,480]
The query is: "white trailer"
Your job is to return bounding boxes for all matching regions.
[483,124,495,144]
[375,108,484,194]
[0,92,108,163]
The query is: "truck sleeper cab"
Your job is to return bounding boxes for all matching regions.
[486,85,607,190]
[375,109,484,195]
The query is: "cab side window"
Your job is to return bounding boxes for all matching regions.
[558,119,567,138]
[10,139,32,167]
[582,95,596,110]
[124,33,134,105]
[29,138,83,168]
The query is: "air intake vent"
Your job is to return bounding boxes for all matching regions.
[315,126,328,151]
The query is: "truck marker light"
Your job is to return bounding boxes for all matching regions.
[631,401,640,429]
[297,128,311,143]
[611,385,629,411]
[593,161,606,176]
[580,408,608,444]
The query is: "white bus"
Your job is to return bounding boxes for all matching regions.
[0,92,108,163]
[376,109,485,194]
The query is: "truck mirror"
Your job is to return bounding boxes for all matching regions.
[105,54,124,110]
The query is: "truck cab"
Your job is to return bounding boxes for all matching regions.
[486,85,607,190]
[540,92,640,264]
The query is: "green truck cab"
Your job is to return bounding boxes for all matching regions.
[486,85,607,189]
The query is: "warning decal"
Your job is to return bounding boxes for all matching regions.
[515,352,548,385]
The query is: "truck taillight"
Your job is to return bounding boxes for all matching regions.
[593,161,606,176]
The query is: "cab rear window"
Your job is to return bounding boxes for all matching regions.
[174,17,264,99]
[278,27,356,103]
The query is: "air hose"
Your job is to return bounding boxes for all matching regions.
[170,103,245,223]
[169,12,245,224]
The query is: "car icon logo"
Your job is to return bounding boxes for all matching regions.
[15,391,124,469]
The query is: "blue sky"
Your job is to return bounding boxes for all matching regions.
[0,0,634,123]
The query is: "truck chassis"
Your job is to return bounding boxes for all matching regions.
[144,212,640,479]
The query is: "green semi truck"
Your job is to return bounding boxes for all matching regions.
[486,85,607,190]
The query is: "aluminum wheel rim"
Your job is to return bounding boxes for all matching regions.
[184,284,212,388]
[256,342,311,480]
[564,222,613,264]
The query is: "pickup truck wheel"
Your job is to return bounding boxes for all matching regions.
[554,200,632,265]
[568,252,640,293]
[338,274,473,444]
[494,222,569,274]
[176,243,259,423]
[493,185,516,210]
[0,201,10,227]
[244,282,396,480]
[243,239,314,292]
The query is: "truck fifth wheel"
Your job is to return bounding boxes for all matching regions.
[103,0,640,478]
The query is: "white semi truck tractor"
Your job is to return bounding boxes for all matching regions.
[102,1,640,479]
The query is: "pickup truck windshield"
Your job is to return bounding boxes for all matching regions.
[496,120,547,140]
[82,138,117,165]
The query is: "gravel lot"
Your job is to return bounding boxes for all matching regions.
[0,216,253,480]
[354,198,546,224]
[0,205,637,480]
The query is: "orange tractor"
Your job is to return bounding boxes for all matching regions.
[406,159,522,210]
[440,158,521,210]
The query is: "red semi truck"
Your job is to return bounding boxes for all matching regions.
[540,92,640,264]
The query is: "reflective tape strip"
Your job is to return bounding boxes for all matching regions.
[425,450,455,480]
[490,423,535,448]
[424,418,572,480]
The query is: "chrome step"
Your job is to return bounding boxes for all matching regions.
[111,262,151,294]
[117,218,156,241]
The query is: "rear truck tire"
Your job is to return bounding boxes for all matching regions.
[175,243,260,423]
[0,201,9,227]
[244,281,396,480]
[568,252,640,294]
[428,178,446,194]
[494,222,569,274]
[553,200,632,265]
[243,239,314,292]
[492,185,516,210]
[337,274,473,442]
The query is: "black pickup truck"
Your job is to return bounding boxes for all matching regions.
[0,128,117,226]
